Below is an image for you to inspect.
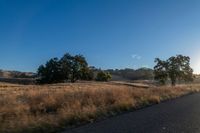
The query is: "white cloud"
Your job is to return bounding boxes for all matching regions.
[131,54,142,60]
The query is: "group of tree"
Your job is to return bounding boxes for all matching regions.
[154,55,194,86]
[37,53,94,83]
[37,53,194,86]
[37,53,112,84]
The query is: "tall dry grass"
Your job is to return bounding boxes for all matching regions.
[0,82,199,133]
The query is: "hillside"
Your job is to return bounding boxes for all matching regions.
[0,70,36,78]
[0,70,36,84]
[106,68,154,81]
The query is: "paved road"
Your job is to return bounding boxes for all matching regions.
[65,93,200,133]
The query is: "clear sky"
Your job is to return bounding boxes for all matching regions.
[1,0,200,73]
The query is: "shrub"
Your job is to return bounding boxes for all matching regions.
[96,71,112,81]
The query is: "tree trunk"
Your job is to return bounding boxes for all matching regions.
[171,79,176,86]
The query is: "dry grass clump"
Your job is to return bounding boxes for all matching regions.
[0,82,199,133]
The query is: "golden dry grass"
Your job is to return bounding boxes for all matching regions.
[0,82,199,133]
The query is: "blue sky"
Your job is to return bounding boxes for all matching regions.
[1,0,200,73]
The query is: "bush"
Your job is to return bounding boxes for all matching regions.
[96,71,112,81]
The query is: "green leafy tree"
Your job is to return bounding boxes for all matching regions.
[37,53,93,84]
[167,55,193,85]
[154,55,193,86]
[80,67,94,81]
[70,55,89,82]
[96,71,112,81]
[37,58,63,83]
[60,53,74,81]
[154,58,168,85]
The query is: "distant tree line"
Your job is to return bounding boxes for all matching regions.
[37,53,112,83]
[106,68,154,81]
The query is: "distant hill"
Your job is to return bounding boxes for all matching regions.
[0,70,36,78]
[106,68,154,81]
[0,70,36,84]
[89,67,154,81]
[0,68,154,84]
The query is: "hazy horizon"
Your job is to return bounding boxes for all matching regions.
[1,0,200,73]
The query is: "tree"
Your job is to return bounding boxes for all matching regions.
[154,58,168,85]
[167,55,193,85]
[70,55,89,82]
[37,53,93,84]
[37,58,63,83]
[60,54,92,82]
[96,71,112,81]
[60,53,74,81]
[79,67,94,81]
[154,55,193,86]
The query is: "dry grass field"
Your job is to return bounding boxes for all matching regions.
[0,82,200,133]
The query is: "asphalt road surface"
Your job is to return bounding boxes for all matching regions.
[64,93,200,133]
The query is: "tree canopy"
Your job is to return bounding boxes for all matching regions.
[154,55,193,86]
[37,53,93,84]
